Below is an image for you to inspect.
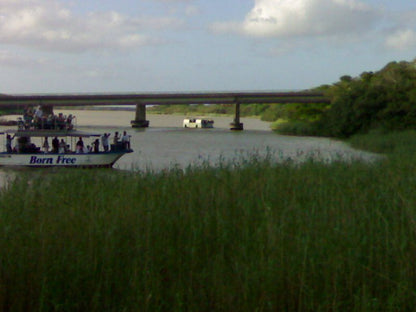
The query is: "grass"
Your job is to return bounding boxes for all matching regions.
[271,119,318,136]
[348,129,416,154]
[1,132,416,311]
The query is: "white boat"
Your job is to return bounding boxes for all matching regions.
[183,117,214,128]
[0,129,133,168]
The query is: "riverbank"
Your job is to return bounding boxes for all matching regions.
[347,129,416,154]
[1,131,416,311]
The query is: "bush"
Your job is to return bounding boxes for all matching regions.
[272,120,318,136]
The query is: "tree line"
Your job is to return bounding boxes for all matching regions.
[272,59,416,137]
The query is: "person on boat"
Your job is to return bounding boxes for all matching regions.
[6,134,15,153]
[34,106,43,119]
[45,114,54,129]
[113,131,120,144]
[93,139,100,153]
[101,133,110,152]
[34,106,43,129]
[57,113,66,130]
[52,137,59,153]
[23,106,34,129]
[66,114,74,130]
[121,131,131,150]
[76,137,84,153]
[43,137,50,153]
[13,140,19,153]
[59,139,66,153]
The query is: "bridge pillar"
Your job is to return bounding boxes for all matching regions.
[230,101,243,130]
[131,102,149,128]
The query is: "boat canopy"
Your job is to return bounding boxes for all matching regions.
[0,130,101,138]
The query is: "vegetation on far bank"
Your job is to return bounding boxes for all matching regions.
[278,59,416,138]
[311,59,416,137]
[147,101,329,123]
[347,129,416,154]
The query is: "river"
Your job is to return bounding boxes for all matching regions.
[0,109,379,185]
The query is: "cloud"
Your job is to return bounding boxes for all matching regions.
[382,9,416,51]
[385,29,416,51]
[0,0,182,53]
[212,0,378,38]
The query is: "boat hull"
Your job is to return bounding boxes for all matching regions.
[0,151,130,168]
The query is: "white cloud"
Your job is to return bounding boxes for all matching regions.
[212,0,378,38]
[0,0,182,53]
[385,29,416,51]
[381,9,416,51]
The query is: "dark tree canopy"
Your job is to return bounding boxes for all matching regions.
[312,59,416,137]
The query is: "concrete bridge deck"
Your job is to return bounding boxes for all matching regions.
[0,91,330,130]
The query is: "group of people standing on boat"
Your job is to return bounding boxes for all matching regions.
[37,131,131,155]
[73,131,131,153]
[7,135,40,154]
[5,106,133,153]
[5,130,132,154]
[20,106,75,131]
[102,131,131,152]
[47,137,69,154]
[41,137,71,154]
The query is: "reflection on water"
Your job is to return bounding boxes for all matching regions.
[0,110,380,184]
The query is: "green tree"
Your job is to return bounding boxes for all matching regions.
[316,59,416,137]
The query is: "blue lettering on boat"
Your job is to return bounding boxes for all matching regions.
[29,156,76,165]
[30,156,53,164]
[57,156,76,164]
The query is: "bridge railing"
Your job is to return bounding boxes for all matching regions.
[0,91,329,107]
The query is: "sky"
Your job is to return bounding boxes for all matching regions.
[0,0,415,93]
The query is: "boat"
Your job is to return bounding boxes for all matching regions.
[183,117,214,128]
[0,113,133,168]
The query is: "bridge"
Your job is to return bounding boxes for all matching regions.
[0,91,330,130]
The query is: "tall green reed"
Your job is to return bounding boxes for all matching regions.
[1,153,416,311]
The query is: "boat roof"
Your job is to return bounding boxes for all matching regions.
[184,117,214,120]
[0,129,101,138]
